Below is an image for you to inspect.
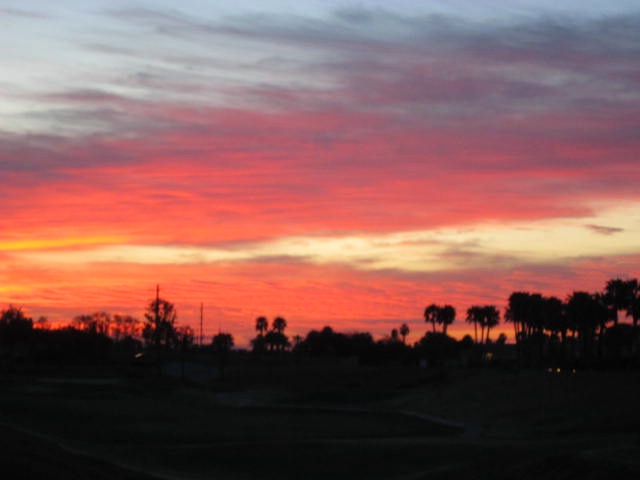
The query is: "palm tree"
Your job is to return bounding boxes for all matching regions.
[391,328,399,342]
[438,305,456,335]
[265,330,289,352]
[566,291,607,361]
[541,296,567,360]
[266,317,288,352]
[255,316,268,337]
[424,304,439,333]
[505,292,531,343]
[399,323,410,344]
[628,293,640,357]
[527,294,545,338]
[594,292,611,356]
[466,306,483,344]
[604,278,638,326]
[629,294,640,330]
[212,332,234,378]
[482,305,500,344]
[542,296,565,337]
[273,316,287,334]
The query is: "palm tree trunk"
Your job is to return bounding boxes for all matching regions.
[598,322,605,358]
[513,320,522,367]
[633,315,639,358]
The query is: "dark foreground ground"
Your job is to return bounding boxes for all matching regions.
[1,363,639,479]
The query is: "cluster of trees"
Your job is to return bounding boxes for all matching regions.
[252,319,416,363]
[0,305,115,362]
[503,279,639,365]
[0,306,33,347]
[72,312,140,340]
[293,326,375,358]
[251,316,290,353]
[67,295,196,353]
[424,304,455,334]
[417,278,640,366]
[422,303,502,346]
[289,324,476,367]
[268,276,640,368]
[0,289,197,364]
[465,306,500,344]
[389,323,410,344]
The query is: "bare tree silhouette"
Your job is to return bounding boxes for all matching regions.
[143,288,177,350]
[0,305,33,347]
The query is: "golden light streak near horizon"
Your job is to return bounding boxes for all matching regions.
[0,285,30,294]
[12,203,640,274]
[0,236,127,252]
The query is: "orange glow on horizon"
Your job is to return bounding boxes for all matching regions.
[0,236,128,252]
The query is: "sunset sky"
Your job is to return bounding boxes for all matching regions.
[2,1,640,345]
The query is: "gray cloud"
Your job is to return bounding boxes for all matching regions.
[585,224,625,236]
[51,7,640,132]
[0,8,51,19]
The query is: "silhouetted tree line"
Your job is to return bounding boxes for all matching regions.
[0,306,118,364]
[417,277,640,368]
[504,278,640,367]
[1,277,639,371]
[0,288,195,366]
[245,277,640,369]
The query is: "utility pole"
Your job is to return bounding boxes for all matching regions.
[154,284,160,348]
[200,302,204,346]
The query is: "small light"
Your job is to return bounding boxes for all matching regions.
[556,368,561,373]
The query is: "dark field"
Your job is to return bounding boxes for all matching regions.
[1,365,639,479]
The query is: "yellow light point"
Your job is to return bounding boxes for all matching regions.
[0,236,125,252]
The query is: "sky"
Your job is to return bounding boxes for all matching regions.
[2,1,640,345]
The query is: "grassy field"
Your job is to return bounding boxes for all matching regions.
[1,364,639,479]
